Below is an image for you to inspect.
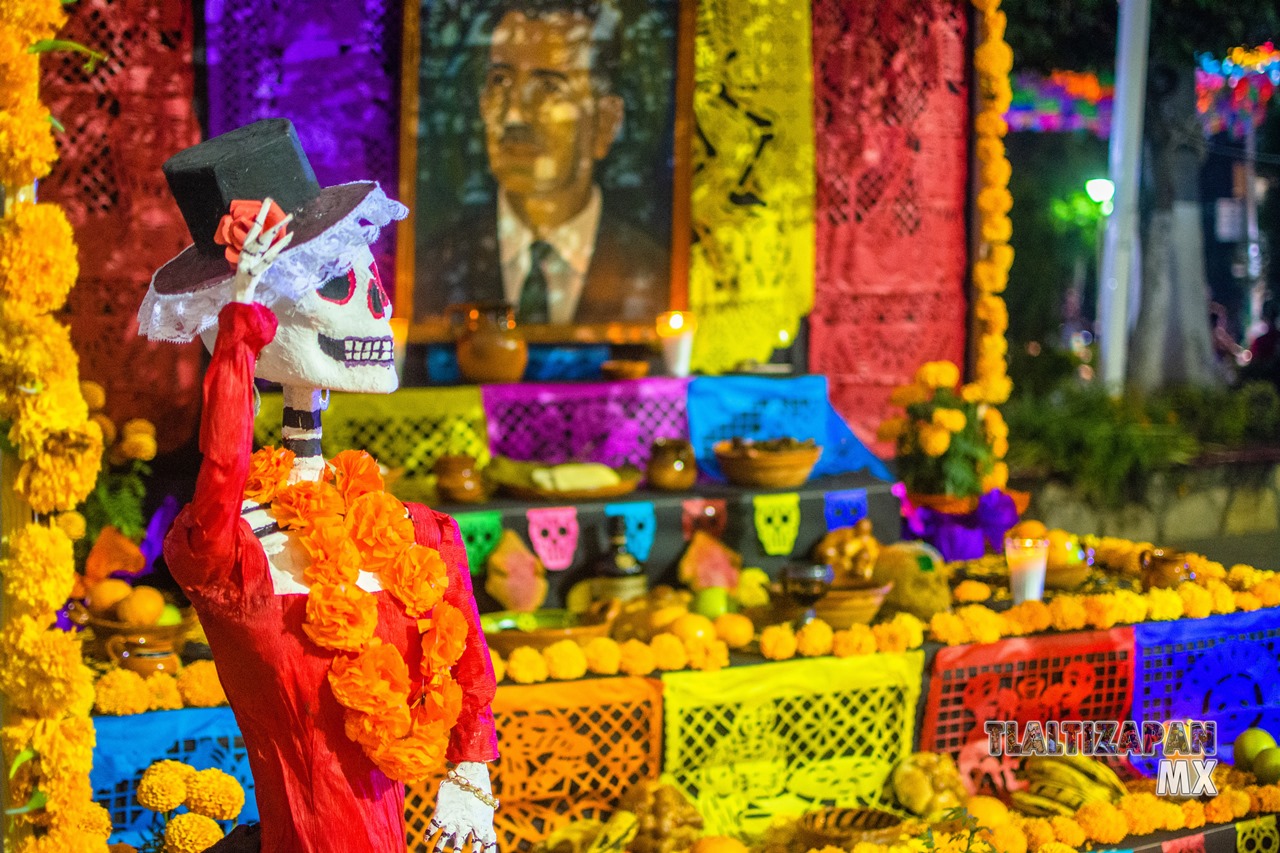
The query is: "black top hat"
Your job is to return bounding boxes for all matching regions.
[151,118,384,298]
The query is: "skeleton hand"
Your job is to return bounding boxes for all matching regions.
[426,762,498,852]
[231,198,294,304]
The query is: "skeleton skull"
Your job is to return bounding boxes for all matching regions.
[201,244,398,394]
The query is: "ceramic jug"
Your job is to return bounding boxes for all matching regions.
[447,302,528,384]
[1139,548,1196,590]
[646,438,698,491]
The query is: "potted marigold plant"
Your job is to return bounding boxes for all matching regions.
[878,361,1025,560]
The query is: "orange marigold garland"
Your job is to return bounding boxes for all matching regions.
[247,449,464,782]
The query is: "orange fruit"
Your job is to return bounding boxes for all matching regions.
[691,838,749,853]
[86,579,133,617]
[667,613,715,643]
[966,795,1011,828]
[115,586,166,626]
[714,613,755,649]
[1008,519,1047,539]
[647,604,688,635]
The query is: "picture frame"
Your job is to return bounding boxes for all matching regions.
[397,0,695,345]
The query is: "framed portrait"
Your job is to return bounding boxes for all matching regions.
[398,0,694,344]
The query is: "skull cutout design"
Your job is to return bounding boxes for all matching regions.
[200,244,397,394]
[526,507,580,571]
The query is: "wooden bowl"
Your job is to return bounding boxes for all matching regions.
[601,359,650,380]
[795,807,905,849]
[814,581,894,629]
[482,599,621,658]
[1044,562,1091,590]
[714,440,823,489]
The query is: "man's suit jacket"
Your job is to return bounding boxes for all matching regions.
[414,201,670,324]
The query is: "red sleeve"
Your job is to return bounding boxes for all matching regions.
[406,503,499,764]
[166,302,277,589]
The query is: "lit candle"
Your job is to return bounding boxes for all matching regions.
[389,317,409,378]
[1005,537,1049,604]
[655,312,696,377]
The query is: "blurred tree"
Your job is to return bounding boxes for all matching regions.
[1001,0,1280,390]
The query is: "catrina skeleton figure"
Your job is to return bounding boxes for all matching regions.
[138,120,499,852]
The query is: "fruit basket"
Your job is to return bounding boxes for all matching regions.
[713,437,823,489]
[481,598,621,658]
[794,807,905,848]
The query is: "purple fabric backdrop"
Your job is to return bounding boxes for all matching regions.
[204,0,402,294]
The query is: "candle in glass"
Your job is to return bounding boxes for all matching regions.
[655,311,695,377]
[1005,537,1049,604]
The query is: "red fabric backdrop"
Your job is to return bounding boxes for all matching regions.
[40,0,204,455]
[810,0,971,452]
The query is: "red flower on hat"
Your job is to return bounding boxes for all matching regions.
[214,199,289,265]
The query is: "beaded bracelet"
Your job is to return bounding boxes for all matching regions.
[446,768,499,810]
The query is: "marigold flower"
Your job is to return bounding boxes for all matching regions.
[303,582,379,652]
[369,712,449,782]
[384,544,448,617]
[918,423,952,457]
[0,201,77,320]
[954,580,992,604]
[1178,584,1213,619]
[877,416,908,443]
[958,605,1006,644]
[146,672,183,711]
[244,446,295,504]
[796,619,834,657]
[651,632,689,670]
[1181,799,1206,829]
[54,510,86,541]
[184,767,245,821]
[490,649,506,683]
[1253,577,1280,608]
[930,612,972,646]
[986,823,1027,853]
[0,101,58,188]
[344,490,414,574]
[981,461,1010,492]
[1113,589,1149,624]
[1019,817,1055,851]
[1206,580,1237,615]
[915,361,961,390]
[1048,816,1084,847]
[1075,802,1128,844]
[94,668,150,716]
[16,419,103,513]
[273,480,344,531]
[832,625,877,657]
[1203,794,1235,823]
[618,638,656,676]
[506,646,548,684]
[685,635,730,672]
[1119,792,1162,835]
[72,801,113,840]
[872,621,910,654]
[420,601,468,674]
[164,811,224,853]
[176,660,227,708]
[325,449,384,507]
[1227,563,1265,591]
[1,521,74,620]
[136,760,195,812]
[584,637,621,675]
[543,639,588,680]
[1034,844,1076,853]
[118,430,157,462]
[1235,591,1263,612]
[889,383,931,408]
[932,408,967,433]
[1048,596,1087,632]
[759,624,798,661]
[329,638,411,713]
[1146,587,1184,621]
[1004,600,1051,635]
[298,518,362,586]
[344,705,411,752]
[1084,593,1122,630]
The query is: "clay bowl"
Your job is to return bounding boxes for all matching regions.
[74,602,196,676]
[813,581,894,629]
[482,599,621,658]
[1044,562,1091,591]
[601,359,650,380]
[714,440,823,489]
[795,807,906,849]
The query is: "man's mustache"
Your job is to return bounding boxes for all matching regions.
[499,123,538,147]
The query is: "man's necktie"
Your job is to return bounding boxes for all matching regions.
[516,240,554,324]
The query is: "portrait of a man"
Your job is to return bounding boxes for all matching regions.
[410,0,681,329]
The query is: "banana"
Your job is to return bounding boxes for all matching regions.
[1024,756,1114,802]
[1010,790,1077,817]
[1051,752,1129,800]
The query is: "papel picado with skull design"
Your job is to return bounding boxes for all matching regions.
[139,119,500,853]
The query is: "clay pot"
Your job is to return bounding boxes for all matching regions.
[447,302,528,384]
[434,453,486,504]
[647,438,698,491]
[1140,548,1196,590]
[106,634,182,676]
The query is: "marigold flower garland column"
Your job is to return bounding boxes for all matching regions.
[0,1,111,850]
[970,0,1015,406]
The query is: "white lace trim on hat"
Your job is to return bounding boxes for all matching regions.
[136,183,408,343]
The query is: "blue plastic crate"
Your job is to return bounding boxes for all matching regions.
[92,708,257,846]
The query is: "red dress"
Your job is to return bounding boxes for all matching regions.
[163,302,498,852]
